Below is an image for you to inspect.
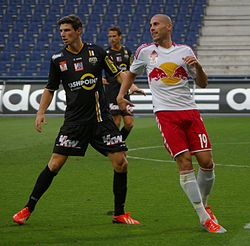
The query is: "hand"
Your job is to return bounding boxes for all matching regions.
[182,56,201,69]
[35,113,47,133]
[116,96,134,115]
[102,77,109,85]
[128,83,146,95]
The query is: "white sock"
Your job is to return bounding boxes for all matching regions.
[197,167,215,207]
[180,171,210,224]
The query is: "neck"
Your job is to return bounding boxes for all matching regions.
[67,39,84,53]
[158,40,172,49]
[112,44,122,51]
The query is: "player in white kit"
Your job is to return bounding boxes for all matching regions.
[117,14,227,233]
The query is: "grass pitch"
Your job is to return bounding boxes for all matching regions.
[0,116,250,245]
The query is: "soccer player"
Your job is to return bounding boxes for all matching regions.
[103,26,144,140]
[117,14,227,233]
[12,15,139,225]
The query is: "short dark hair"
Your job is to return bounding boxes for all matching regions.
[108,26,122,36]
[58,15,83,31]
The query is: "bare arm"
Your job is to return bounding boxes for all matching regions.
[183,56,208,88]
[116,71,145,95]
[35,88,54,132]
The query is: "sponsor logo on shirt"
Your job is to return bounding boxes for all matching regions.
[105,56,118,73]
[68,73,98,91]
[74,61,84,71]
[89,57,98,65]
[148,62,188,85]
[116,56,122,62]
[119,63,127,71]
[149,50,158,65]
[59,61,68,72]
[52,53,63,60]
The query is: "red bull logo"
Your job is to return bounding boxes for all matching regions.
[148,62,188,85]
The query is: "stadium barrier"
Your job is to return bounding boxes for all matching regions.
[0,77,250,116]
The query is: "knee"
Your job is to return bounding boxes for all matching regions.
[114,157,128,173]
[125,122,134,130]
[176,152,193,173]
[48,154,67,173]
[195,151,215,170]
[200,159,214,170]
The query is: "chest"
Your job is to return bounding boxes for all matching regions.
[110,51,130,67]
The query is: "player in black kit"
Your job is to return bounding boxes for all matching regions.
[103,26,144,140]
[13,15,139,225]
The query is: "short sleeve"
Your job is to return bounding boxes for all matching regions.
[46,58,61,90]
[129,46,146,75]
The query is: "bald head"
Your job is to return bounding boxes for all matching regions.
[152,14,172,25]
[150,14,173,46]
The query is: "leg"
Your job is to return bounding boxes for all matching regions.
[108,151,128,216]
[195,150,215,207]
[13,154,68,225]
[26,153,68,211]
[120,115,134,140]
[112,115,122,129]
[176,151,210,224]
[108,151,139,224]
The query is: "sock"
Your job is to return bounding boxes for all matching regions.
[180,171,210,224]
[197,167,215,207]
[113,171,127,216]
[120,127,131,141]
[25,165,57,212]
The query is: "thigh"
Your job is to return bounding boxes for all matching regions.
[155,111,189,158]
[91,117,128,156]
[123,115,134,127]
[187,110,212,154]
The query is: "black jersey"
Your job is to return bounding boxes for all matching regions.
[104,46,133,101]
[46,43,121,125]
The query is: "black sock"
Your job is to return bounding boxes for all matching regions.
[113,171,127,216]
[25,165,57,212]
[120,127,131,141]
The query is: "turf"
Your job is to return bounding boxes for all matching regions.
[0,116,250,245]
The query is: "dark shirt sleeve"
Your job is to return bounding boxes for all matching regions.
[101,48,121,77]
[46,58,61,90]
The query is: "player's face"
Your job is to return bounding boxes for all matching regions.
[108,31,122,47]
[150,16,171,43]
[60,23,81,46]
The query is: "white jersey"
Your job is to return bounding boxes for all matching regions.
[130,42,198,112]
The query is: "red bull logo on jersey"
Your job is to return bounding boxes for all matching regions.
[148,62,188,85]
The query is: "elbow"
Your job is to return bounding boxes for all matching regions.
[196,75,208,88]
[200,81,208,88]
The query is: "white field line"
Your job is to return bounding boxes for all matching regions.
[128,143,250,168]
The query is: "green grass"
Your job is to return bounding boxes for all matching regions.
[0,116,250,245]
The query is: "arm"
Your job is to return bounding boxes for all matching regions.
[116,71,145,95]
[35,88,55,133]
[183,56,208,88]
[116,71,137,112]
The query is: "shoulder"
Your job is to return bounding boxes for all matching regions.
[51,48,65,61]
[135,42,156,59]
[86,42,106,54]
[123,46,132,53]
[173,42,194,52]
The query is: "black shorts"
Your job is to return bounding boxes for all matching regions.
[53,117,128,156]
